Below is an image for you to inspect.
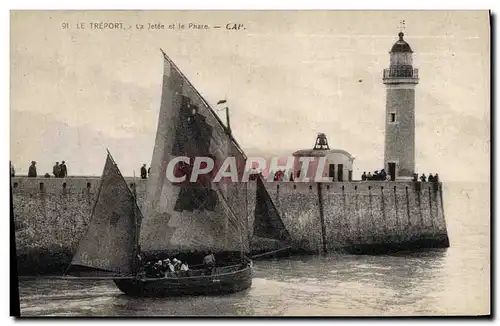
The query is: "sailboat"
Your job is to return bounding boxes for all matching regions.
[65,50,252,297]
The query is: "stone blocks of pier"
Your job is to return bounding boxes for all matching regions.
[11,177,449,275]
[257,181,449,254]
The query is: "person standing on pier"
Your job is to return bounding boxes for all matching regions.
[60,161,68,177]
[10,161,15,177]
[141,164,147,179]
[380,169,387,180]
[53,162,61,178]
[28,161,37,177]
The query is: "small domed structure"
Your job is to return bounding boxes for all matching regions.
[292,134,354,182]
[390,32,413,53]
[384,31,418,79]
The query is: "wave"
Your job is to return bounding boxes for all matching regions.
[20,288,121,302]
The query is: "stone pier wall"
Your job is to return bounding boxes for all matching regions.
[11,177,449,275]
[257,181,449,254]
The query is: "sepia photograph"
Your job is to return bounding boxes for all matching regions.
[9,9,490,317]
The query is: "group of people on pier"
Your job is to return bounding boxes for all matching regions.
[413,173,440,183]
[361,170,390,181]
[361,170,440,183]
[12,160,69,178]
[140,164,151,179]
[52,161,68,178]
[273,170,292,181]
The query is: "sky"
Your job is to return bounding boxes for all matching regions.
[9,10,490,182]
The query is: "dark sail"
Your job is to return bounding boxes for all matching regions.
[253,175,292,245]
[67,153,141,276]
[140,50,249,254]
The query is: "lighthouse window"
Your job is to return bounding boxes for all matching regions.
[390,113,396,122]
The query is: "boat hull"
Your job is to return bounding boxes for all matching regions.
[113,264,252,297]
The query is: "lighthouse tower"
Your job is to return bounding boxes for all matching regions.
[383,31,419,181]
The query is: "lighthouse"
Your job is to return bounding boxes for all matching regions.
[383,31,419,181]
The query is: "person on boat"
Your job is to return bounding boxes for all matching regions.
[134,247,143,277]
[148,260,156,276]
[164,258,175,276]
[172,258,182,271]
[160,259,170,275]
[147,261,157,278]
[158,259,167,277]
[174,259,183,273]
[203,252,216,275]
[155,260,165,277]
[135,257,146,278]
[180,262,190,276]
[143,261,153,277]
[135,245,143,265]
[148,260,158,277]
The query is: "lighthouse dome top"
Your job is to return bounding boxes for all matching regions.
[390,32,413,53]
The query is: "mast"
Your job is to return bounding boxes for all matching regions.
[216,98,231,250]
